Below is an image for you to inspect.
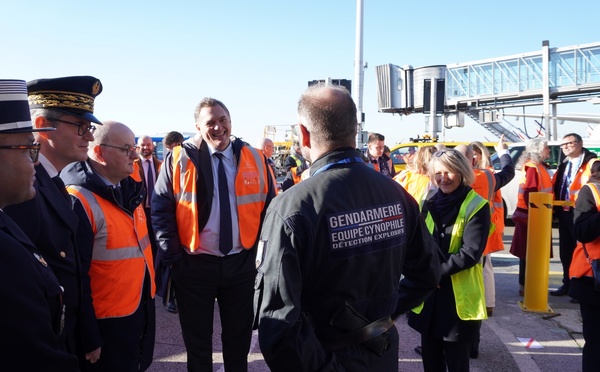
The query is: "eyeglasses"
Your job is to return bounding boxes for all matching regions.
[100,144,137,156]
[0,142,41,162]
[52,119,96,136]
[560,140,580,148]
[434,149,459,157]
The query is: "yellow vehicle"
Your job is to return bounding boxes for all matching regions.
[389,139,498,173]
[264,125,300,178]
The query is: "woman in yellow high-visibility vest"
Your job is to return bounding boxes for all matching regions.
[408,149,490,372]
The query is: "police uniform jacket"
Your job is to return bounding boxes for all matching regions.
[61,160,156,370]
[0,211,79,371]
[4,164,96,355]
[408,185,490,342]
[254,147,442,371]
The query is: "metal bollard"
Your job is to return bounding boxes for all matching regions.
[519,192,554,313]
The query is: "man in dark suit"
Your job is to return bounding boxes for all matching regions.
[0,79,79,370]
[134,134,163,256]
[4,76,103,366]
[152,97,276,371]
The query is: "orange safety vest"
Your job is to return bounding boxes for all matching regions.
[553,158,597,203]
[517,162,553,210]
[471,169,505,255]
[132,158,162,182]
[570,181,600,279]
[67,185,156,318]
[290,166,302,185]
[488,187,505,254]
[172,145,269,251]
[131,161,142,182]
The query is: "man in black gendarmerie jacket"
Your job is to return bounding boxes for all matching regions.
[253,84,442,371]
[5,76,103,366]
[0,79,79,371]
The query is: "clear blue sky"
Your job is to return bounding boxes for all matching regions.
[2,0,600,146]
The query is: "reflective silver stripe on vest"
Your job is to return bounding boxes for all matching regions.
[464,191,487,221]
[237,146,268,206]
[176,149,198,204]
[70,186,148,262]
[481,170,495,201]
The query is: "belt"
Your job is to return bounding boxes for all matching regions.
[321,316,394,351]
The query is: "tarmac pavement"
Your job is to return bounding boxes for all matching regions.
[148,224,585,372]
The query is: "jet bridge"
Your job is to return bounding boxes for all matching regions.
[376,40,600,141]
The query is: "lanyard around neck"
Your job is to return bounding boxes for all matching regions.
[311,157,365,177]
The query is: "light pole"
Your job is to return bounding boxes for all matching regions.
[352,0,365,148]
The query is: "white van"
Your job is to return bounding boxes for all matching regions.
[491,139,600,220]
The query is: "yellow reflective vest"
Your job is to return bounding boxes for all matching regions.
[414,190,488,320]
[68,185,156,318]
[172,145,269,251]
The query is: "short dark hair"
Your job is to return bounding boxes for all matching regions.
[163,131,185,148]
[368,132,384,144]
[194,97,230,123]
[562,133,583,143]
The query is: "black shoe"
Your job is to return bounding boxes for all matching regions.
[414,345,422,355]
[470,341,479,359]
[166,300,178,314]
[570,298,580,304]
[550,285,569,296]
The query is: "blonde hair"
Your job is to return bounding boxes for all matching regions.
[415,146,437,174]
[429,149,475,186]
[470,141,492,169]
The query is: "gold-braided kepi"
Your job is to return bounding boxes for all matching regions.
[27,76,103,124]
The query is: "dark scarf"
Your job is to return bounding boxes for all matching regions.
[428,184,471,225]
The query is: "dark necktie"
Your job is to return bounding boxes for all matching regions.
[145,159,154,208]
[560,161,572,201]
[52,175,71,204]
[216,153,233,255]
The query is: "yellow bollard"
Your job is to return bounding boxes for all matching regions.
[519,192,554,313]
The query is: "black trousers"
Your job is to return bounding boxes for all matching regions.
[581,301,600,372]
[85,273,156,372]
[556,208,576,286]
[421,334,471,372]
[172,250,256,372]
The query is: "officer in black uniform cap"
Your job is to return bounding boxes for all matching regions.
[0,79,79,370]
[5,75,104,366]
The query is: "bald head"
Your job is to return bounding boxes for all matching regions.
[454,144,474,169]
[91,121,134,149]
[136,134,154,159]
[297,85,357,157]
[257,137,274,158]
[89,121,137,184]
